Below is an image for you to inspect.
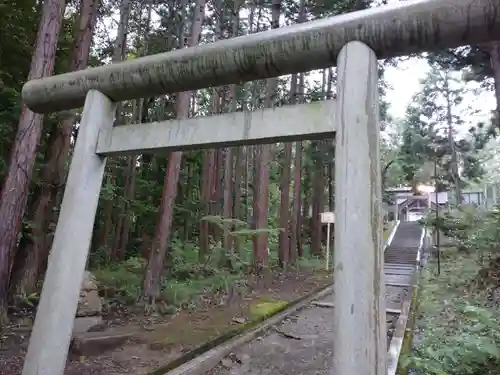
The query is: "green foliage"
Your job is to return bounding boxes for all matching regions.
[0,0,39,181]
[161,272,243,310]
[423,205,500,259]
[296,255,324,269]
[94,249,245,308]
[423,206,479,240]
[409,202,500,375]
[396,63,492,192]
[403,248,500,375]
[429,46,492,90]
[93,257,145,305]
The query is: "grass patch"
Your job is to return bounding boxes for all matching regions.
[149,298,290,349]
[161,273,244,309]
[249,300,288,318]
[93,223,393,310]
[93,252,330,312]
[147,282,329,375]
[402,248,500,375]
[93,257,144,305]
[94,258,246,309]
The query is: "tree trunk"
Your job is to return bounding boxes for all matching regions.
[251,0,281,274]
[112,98,147,260]
[223,1,240,259]
[199,84,222,259]
[118,155,136,256]
[140,0,205,309]
[113,3,152,260]
[199,4,225,257]
[232,146,244,251]
[444,73,461,205]
[199,149,215,258]
[9,0,100,299]
[278,143,292,267]
[290,140,303,260]
[289,0,307,262]
[325,67,335,212]
[213,149,223,215]
[277,71,297,268]
[328,155,335,211]
[311,68,329,256]
[99,0,131,259]
[222,147,233,252]
[487,41,500,129]
[311,142,324,256]
[252,143,270,272]
[0,0,66,321]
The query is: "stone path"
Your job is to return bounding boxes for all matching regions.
[205,287,408,375]
[206,293,335,375]
[205,222,423,375]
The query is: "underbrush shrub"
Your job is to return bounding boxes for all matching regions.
[406,301,500,375]
[93,231,328,311]
[405,205,500,375]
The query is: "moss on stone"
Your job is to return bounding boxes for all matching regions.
[250,300,288,318]
[397,278,421,375]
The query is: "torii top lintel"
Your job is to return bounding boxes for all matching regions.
[22,0,500,113]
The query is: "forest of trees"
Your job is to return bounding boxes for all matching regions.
[395,63,496,200]
[0,0,499,326]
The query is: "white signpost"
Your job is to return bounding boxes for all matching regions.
[320,212,335,271]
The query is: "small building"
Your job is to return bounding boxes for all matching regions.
[385,185,445,221]
[386,182,500,222]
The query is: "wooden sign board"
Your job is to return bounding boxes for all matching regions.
[320,212,335,224]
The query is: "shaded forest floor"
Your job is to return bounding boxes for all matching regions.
[0,267,331,375]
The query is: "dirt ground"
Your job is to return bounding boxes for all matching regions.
[0,269,330,375]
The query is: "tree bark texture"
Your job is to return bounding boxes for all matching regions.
[9,0,100,298]
[140,0,205,306]
[0,0,66,319]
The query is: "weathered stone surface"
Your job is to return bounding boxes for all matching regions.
[73,316,104,335]
[76,271,102,317]
[71,332,134,356]
[10,317,33,333]
[77,290,102,317]
[22,0,500,114]
[232,317,247,324]
[81,271,98,291]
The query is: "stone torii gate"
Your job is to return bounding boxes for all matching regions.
[19,0,500,374]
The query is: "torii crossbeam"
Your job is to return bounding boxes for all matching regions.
[19,1,500,375]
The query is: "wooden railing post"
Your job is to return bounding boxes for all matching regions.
[22,90,116,375]
[333,41,385,375]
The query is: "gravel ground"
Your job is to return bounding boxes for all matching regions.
[205,222,423,375]
[205,289,402,375]
[206,294,335,375]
